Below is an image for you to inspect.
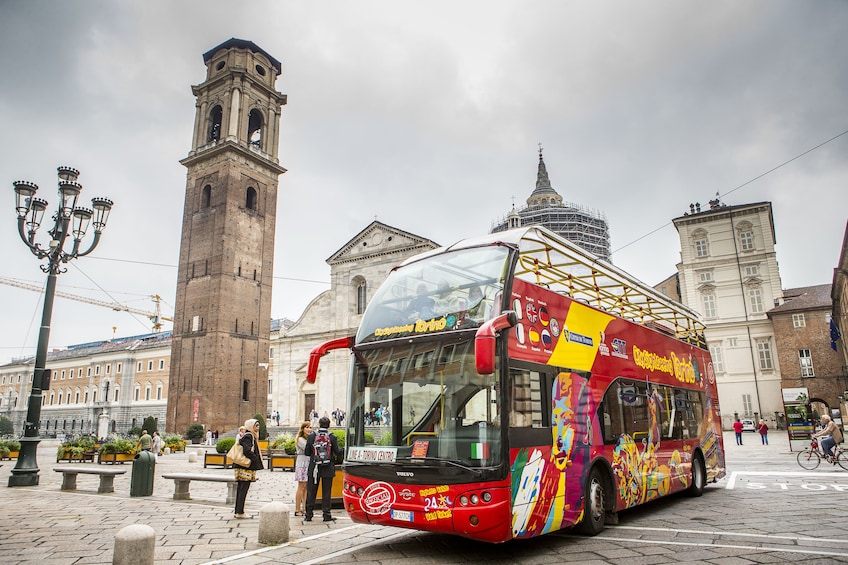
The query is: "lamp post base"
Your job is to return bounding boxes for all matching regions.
[7,436,41,487]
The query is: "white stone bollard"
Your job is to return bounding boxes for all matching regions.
[188,451,197,463]
[258,501,290,545]
[163,447,171,455]
[113,524,155,565]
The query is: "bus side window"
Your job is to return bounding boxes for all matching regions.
[601,386,625,443]
[509,368,542,428]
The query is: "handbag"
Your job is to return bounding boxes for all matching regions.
[227,441,251,467]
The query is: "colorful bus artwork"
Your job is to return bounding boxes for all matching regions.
[307,226,725,543]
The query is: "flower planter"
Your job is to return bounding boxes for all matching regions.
[98,452,135,464]
[203,452,232,468]
[57,449,95,463]
[268,452,295,471]
[332,469,344,506]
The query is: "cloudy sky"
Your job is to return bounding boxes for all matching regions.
[1,1,846,363]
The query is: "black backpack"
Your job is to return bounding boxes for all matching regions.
[312,431,332,465]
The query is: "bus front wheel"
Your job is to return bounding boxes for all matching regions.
[577,468,607,535]
[686,455,706,497]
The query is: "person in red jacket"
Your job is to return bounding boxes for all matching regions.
[756,419,769,445]
[732,419,744,445]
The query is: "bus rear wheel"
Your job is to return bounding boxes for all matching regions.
[577,468,607,536]
[686,455,706,497]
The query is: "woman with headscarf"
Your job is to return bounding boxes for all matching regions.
[233,418,264,518]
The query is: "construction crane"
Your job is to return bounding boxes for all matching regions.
[0,276,173,332]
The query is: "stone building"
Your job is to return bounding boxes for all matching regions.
[0,332,171,437]
[672,199,785,429]
[831,221,848,417]
[268,221,438,425]
[168,39,287,435]
[768,284,844,423]
[491,148,611,261]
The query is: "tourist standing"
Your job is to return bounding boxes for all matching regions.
[294,421,312,516]
[756,419,769,445]
[233,419,264,519]
[732,419,743,445]
[304,416,342,522]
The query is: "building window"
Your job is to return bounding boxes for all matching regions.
[695,238,709,258]
[159,359,164,370]
[78,369,83,378]
[698,271,713,283]
[116,362,122,373]
[709,345,724,373]
[357,280,367,315]
[739,230,754,251]
[748,288,764,314]
[242,379,249,402]
[702,294,717,318]
[145,384,151,401]
[114,388,120,402]
[147,361,153,372]
[94,365,100,375]
[156,383,163,400]
[134,386,140,401]
[246,186,258,211]
[757,340,774,370]
[268,378,273,394]
[792,313,806,328]
[137,362,142,372]
[74,390,80,404]
[87,367,91,377]
[84,391,89,404]
[799,349,814,377]
[61,370,65,379]
[742,264,759,277]
[106,364,111,375]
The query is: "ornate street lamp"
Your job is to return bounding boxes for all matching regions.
[8,166,112,487]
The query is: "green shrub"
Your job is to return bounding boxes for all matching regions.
[142,416,157,435]
[216,437,235,453]
[331,429,346,463]
[127,426,142,437]
[0,416,13,435]
[99,437,137,454]
[61,435,97,450]
[378,431,393,446]
[186,423,205,441]
[253,413,268,440]
[163,434,186,451]
[270,434,296,454]
[0,446,9,458]
[0,439,22,452]
[364,432,375,444]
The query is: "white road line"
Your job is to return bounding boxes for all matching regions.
[726,470,848,489]
[199,525,364,565]
[565,534,848,559]
[610,525,848,545]
[296,530,412,565]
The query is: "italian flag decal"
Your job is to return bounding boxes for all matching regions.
[470,442,489,459]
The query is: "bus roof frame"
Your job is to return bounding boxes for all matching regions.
[402,226,706,347]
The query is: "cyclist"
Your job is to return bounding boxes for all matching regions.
[812,415,844,462]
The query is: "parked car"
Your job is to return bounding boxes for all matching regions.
[741,419,756,432]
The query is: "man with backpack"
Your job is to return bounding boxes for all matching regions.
[304,416,343,522]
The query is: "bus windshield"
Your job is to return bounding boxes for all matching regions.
[356,245,510,343]
[348,335,503,472]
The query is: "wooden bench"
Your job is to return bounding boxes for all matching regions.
[54,466,127,493]
[161,473,236,505]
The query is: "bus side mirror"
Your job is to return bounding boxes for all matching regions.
[306,336,355,384]
[475,311,517,375]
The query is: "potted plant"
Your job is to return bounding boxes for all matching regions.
[186,423,205,444]
[0,439,21,460]
[163,433,187,453]
[268,434,296,471]
[204,437,235,468]
[98,437,137,464]
[331,429,346,501]
[57,435,97,462]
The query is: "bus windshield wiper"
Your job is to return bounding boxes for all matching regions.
[406,456,484,476]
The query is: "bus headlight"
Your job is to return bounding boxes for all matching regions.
[470,494,479,504]
[482,491,492,503]
[459,495,469,506]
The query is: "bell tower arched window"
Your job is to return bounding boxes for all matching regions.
[248,109,263,148]
[201,185,211,208]
[208,105,223,142]
[246,187,257,211]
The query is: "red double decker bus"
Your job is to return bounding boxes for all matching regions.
[307,226,725,542]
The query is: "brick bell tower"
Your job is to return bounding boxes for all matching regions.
[167,39,287,435]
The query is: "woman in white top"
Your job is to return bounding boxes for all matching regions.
[294,421,312,516]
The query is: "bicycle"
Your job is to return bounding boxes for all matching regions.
[796,437,848,470]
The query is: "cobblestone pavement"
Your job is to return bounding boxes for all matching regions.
[1,431,847,564]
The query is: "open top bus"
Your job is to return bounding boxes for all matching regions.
[307,226,725,543]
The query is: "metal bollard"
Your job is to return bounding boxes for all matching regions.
[113,524,155,565]
[258,501,290,545]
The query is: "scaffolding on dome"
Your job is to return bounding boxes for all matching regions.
[491,202,612,261]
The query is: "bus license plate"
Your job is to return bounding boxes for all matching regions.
[391,509,414,522]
